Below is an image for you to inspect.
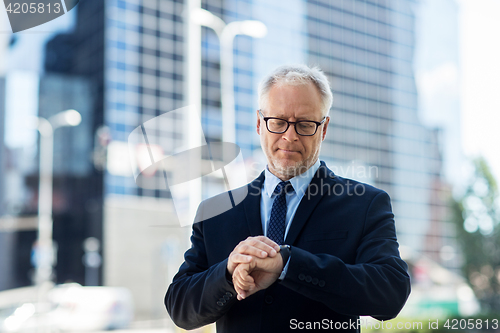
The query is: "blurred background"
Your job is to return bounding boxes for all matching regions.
[0,0,499,332]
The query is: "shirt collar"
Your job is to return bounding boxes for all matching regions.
[264,159,321,199]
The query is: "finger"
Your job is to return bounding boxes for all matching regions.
[249,255,283,274]
[233,268,247,289]
[233,274,251,300]
[233,278,247,293]
[236,266,255,289]
[235,280,252,294]
[237,292,246,301]
[234,285,246,300]
[236,243,271,259]
[230,253,253,265]
[234,264,253,284]
[253,236,281,254]
[227,253,253,273]
[250,236,280,256]
[237,237,279,258]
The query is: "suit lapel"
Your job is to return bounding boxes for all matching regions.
[243,171,265,236]
[285,162,335,245]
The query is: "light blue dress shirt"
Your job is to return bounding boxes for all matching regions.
[260,159,321,279]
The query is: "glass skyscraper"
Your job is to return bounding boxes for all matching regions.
[304,0,456,265]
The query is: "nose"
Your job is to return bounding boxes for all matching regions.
[282,123,299,141]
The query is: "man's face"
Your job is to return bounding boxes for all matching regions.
[257,82,330,180]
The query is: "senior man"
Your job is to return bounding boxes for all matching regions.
[165,64,410,332]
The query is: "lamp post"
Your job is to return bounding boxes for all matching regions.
[190,8,267,145]
[34,109,81,287]
[183,0,203,226]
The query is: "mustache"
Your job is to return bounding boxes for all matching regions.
[277,147,300,151]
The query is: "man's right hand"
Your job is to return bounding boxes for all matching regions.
[227,236,280,276]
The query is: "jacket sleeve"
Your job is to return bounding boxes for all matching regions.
[280,191,411,320]
[164,213,238,330]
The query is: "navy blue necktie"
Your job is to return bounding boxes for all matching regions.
[268,181,294,245]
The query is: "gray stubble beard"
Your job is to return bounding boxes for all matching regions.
[267,145,322,180]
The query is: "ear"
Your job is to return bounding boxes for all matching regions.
[321,117,330,141]
[256,110,261,135]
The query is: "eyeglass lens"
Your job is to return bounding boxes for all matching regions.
[267,118,317,135]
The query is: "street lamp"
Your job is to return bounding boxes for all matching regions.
[191,8,267,145]
[34,109,81,287]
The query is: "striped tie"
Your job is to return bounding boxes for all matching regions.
[267,181,294,245]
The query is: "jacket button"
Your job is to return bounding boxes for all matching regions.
[223,294,231,300]
[319,280,325,287]
[217,301,224,306]
[298,274,305,281]
[225,292,233,297]
[265,295,273,304]
[312,278,319,285]
[305,275,312,283]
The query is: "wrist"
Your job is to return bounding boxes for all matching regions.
[225,266,234,285]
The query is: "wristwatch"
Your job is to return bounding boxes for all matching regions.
[279,245,291,266]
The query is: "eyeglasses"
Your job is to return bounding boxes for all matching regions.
[258,110,326,136]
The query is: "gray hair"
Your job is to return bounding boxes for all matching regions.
[258,64,333,116]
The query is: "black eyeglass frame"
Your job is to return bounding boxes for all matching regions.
[258,110,327,136]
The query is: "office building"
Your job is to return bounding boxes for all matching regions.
[303,0,458,270]
[0,2,104,289]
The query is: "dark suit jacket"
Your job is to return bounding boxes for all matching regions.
[165,162,411,332]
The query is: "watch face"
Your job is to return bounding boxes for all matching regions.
[279,245,291,262]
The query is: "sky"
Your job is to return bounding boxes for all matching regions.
[460,0,500,183]
[414,0,462,187]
